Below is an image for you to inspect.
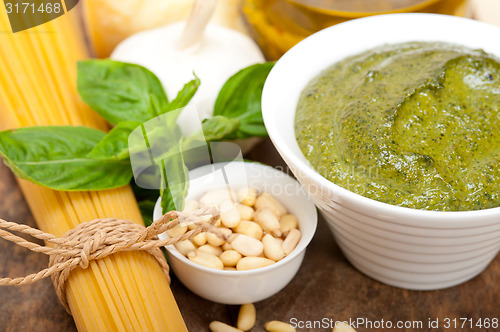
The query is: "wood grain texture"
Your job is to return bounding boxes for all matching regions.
[0,139,499,332]
[0,158,76,331]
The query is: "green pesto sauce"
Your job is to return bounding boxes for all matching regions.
[295,42,500,211]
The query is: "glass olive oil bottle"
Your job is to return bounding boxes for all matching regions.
[243,0,469,59]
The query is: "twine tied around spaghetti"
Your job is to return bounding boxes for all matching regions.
[0,206,223,313]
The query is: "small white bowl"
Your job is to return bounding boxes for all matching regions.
[262,13,500,290]
[153,161,317,304]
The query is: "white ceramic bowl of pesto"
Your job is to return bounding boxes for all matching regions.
[262,13,500,290]
[153,161,317,304]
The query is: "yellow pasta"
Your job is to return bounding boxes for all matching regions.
[0,6,187,332]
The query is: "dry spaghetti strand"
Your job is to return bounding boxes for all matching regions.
[0,207,222,313]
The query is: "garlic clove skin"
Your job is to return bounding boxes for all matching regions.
[83,0,250,58]
[110,22,265,121]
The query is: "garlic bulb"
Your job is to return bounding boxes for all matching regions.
[110,0,265,120]
[83,0,249,57]
[471,0,500,27]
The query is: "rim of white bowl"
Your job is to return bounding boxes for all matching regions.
[154,161,318,276]
[262,13,500,225]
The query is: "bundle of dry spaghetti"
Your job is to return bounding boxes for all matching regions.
[0,7,187,332]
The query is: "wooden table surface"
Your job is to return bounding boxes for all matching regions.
[0,139,499,332]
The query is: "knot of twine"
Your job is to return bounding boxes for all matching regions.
[0,206,223,313]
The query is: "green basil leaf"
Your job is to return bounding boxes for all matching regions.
[0,126,132,191]
[160,138,189,214]
[87,121,142,160]
[231,111,268,137]
[163,75,201,113]
[77,60,169,124]
[201,115,241,141]
[213,62,274,139]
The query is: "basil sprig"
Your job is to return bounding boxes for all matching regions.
[0,60,274,215]
[0,126,132,191]
[213,62,274,138]
[77,60,169,124]
[87,121,143,160]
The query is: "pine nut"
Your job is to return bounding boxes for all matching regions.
[198,244,223,256]
[236,204,254,221]
[265,321,296,332]
[262,234,285,261]
[237,303,256,331]
[233,221,263,240]
[219,249,242,267]
[220,200,241,228]
[200,189,234,208]
[283,229,301,255]
[181,189,300,271]
[229,234,264,257]
[254,208,281,237]
[280,214,298,236]
[209,321,243,332]
[207,227,232,247]
[236,257,275,271]
[174,240,196,256]
[237,187,258,206]
[220,227,234,240]
[187,250,224,270]
[166,225,188,238]
[192,232,207,246]
[187,216,220,231]
[255,193,287,217]
[183,199,199,212]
